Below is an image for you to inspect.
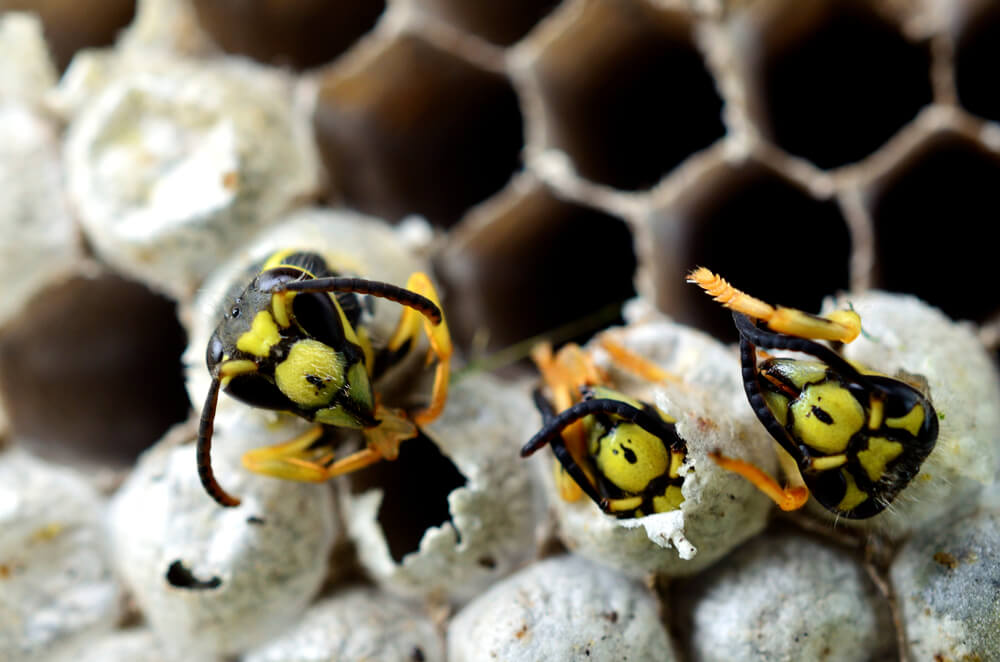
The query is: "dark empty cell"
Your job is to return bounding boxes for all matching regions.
[0,274,190,466]
[349,434,467,563]
[540,13,724,191]
[436,188,636,353]
[0,0,136,72]
[869,135,1000,322]
[955,2,1000,122]
[315,36,523,227]
[759,2,931,169]
[190,0,385,70]
[416,0,561,46]
[651,163,850,341]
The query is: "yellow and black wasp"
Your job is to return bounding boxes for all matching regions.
[688,267,938,519]
[197,249,451,507]
[521,339,687,519]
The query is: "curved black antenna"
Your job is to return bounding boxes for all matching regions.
[196,376,242,507]
[521,398,675,457]
[266,276,442,325]
[733,312,867,384]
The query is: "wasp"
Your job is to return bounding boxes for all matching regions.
[197,249,451,507]
[520,339,687,519]
[688,267,938,518]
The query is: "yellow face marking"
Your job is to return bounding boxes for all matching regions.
[236,311,281,357]
[774,360,828,390]
[763,391,790,426]
[857,436,904,482]
[219,359,258,386]
[271,292,293,328]
[886,404,925,436]
[607,496,643,512]
[346,361,374,412]
[315,404,365,429]
[868,396,884,430]
[595,423,669,494]
[791,382,864,454]
[836,469,869,511]
[274,339,345,408]
[668,449,685,479]
[653,485,685,513]
[810,454,847,471]
[590,386,644,411]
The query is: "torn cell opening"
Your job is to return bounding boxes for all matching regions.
[533,3,725,191]
[753,0,931,169]
[0,273,190,467]
[647,161,850,342]
[349,433,467,564]
[867,132,1000,323]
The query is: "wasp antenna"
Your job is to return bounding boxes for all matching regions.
[687,267,776,321]
[197,376,242,507]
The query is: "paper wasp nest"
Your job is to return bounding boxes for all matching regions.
[2,0,999,660]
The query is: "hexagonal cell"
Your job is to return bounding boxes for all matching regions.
[436,180,636,353]
[0,0,136,71]
[0,273,190,467]
[414,0,561,46]
[744,0,931,169]
[955,0,1000,122]
[314,34,523,227]
[642,159,851,341]
[190,0,385,70]
[529,1,725,191]
[866,131,1000,323]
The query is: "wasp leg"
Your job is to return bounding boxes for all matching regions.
[385,273,452,426]
[688,267,860,342]
[596,336,681,384]
[361,404,417,461]
[240,425,331,482]
[531,342,601,502]
[709,446,809,511]
[318,407,419,476]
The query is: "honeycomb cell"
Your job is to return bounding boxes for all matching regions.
[643,160,850,341]
[0,0,135,72]
[955,0,1000,122]
[349,434,468,563]
[314,34,523,227]
[748,0,931,169]
[529,1,725,191]
[190,0,385,70]
[866,131,1000,323]
[0,273,190,467]
[414,0,561,46]
[436,180,636,353]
